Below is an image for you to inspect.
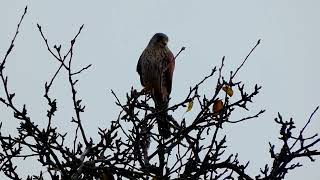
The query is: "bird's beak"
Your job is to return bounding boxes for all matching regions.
[164,40,168,46]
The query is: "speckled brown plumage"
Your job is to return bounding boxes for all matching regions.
[137,33,175,139]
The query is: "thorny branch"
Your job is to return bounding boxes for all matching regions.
[0,7,319,180]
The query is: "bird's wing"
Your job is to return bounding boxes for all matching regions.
[163,50,175,95]
[137,54,143,75]
[137,53,145,87]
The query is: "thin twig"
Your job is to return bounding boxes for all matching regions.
[174,46,186,60]
[1,6,27,68]
[231,39,261,79]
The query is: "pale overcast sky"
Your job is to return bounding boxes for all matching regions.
[1,1,319,179]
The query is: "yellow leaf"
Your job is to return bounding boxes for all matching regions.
[213,99,223,113]
[186,100,194,112]
[222,85,233,97]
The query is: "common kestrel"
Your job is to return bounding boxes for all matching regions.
[137,33,175,139]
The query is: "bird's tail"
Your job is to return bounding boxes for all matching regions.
[154,95,171,139]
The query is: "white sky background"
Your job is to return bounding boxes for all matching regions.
[1,0,320,179]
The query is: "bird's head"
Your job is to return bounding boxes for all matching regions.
[149,33,169,48]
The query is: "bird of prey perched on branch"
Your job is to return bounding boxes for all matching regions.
[137,33,175,139]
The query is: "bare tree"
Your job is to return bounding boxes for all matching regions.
[0,6,319,180]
